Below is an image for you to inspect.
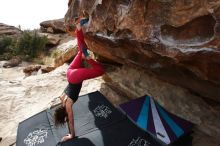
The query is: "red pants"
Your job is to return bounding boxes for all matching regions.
[67,51,104,84]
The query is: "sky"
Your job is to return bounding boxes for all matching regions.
[0,0,68,30]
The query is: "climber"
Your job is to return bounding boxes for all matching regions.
[65,10,90,58]
[54,12,103,142]
[54,48,104,142]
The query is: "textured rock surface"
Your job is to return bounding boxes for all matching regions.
[41,66,56,73]
[23,65,56,76]
[65,0,220,145]
[23,65,41,76]
[3,57,22,68]
[85,34,220,103]
[38,33,61,46]
[52,39,78,67]
[66,0,220,102]
[0,23,22,37]
[40,19,66,33]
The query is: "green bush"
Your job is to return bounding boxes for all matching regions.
[0,30,47,60]
[16,30,48,59]
[0,36,15,55]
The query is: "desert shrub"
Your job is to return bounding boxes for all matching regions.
[0,36,15,55]
[0,30,47,60]
[16,30,47,59]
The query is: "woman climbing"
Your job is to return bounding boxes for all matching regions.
[54,12,104,142]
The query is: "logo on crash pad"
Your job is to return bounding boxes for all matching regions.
[93,105,112,118]
[128,137,150,146]
[24,129,48,146]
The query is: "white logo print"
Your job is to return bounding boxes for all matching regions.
[128,137,150,146]
[24,129,48,146]
[93,105,112,118]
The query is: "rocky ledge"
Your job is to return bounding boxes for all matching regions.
[0,23,22,38]
[40,18,66,34]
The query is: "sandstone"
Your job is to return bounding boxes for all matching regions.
[3,57,22,68]
[46,27,54,33]
[100,81,129,106]
[38,33,61,46]
[0,23,22,38]
[23,65,41,76]
[41,66,56,73]
[53,39,78,67]
[66,0,220,102]
[40,19,65,34]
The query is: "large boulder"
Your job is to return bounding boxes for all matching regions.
[23,65,56,76]
[3,57,22,68]
[0,23,22,37]
[41,66,56,73]
[40,19,66,34]
[65,0,220,102]
[38,33,61,46]
[52,39,78,67]
[65,0,220,145]
[23,65,41,76]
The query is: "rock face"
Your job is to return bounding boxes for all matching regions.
[23,65,41,76]
[23,65,56,75]
[0,23,22,37]
[66,0,220,102]
[40,19,66,33]
[38,33,61,46]
[41,66,56,73]
[52,39,78,67]
[65,0,220,145]
[3,57,22,68]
